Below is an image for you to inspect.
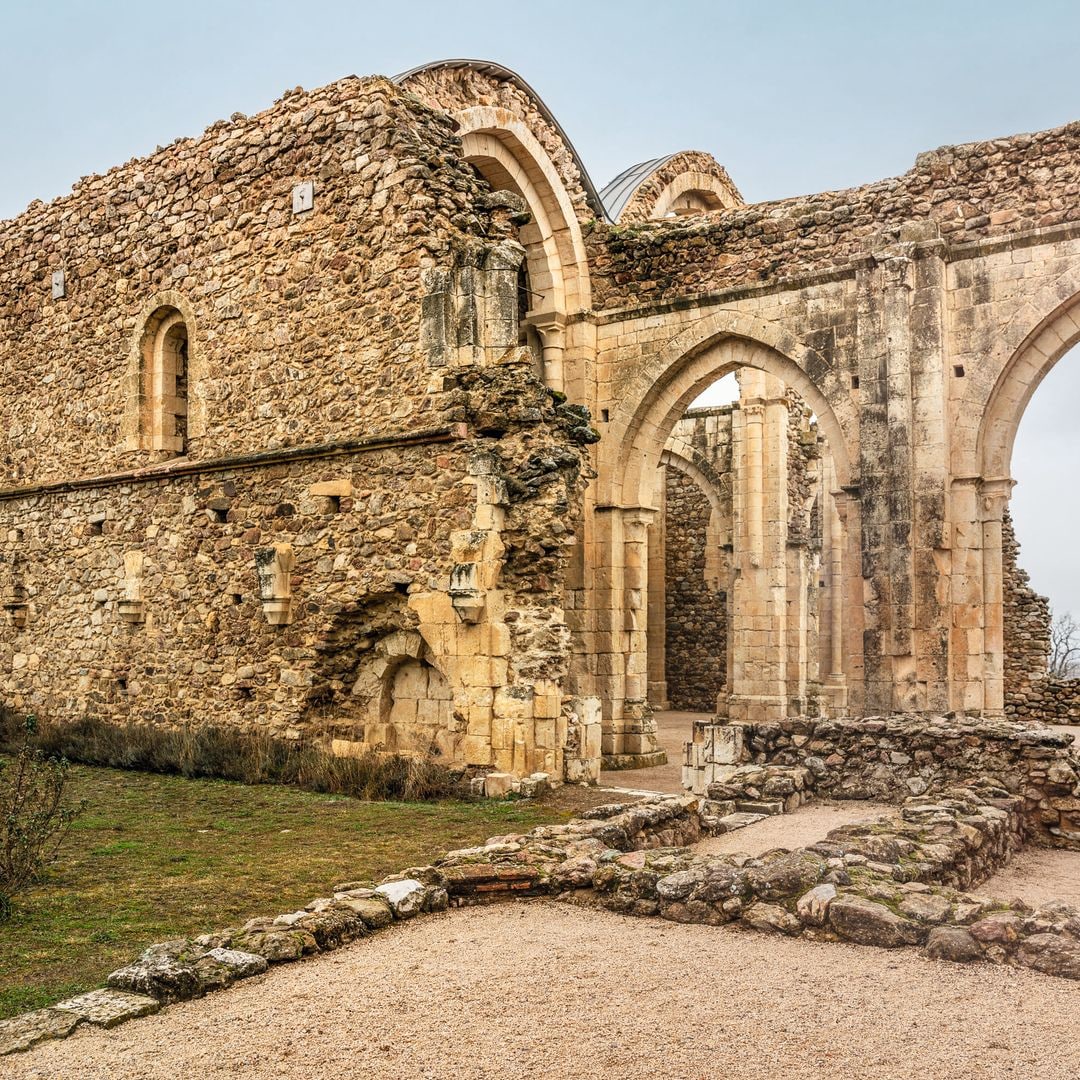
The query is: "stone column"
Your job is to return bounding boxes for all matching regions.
[821,454,849,713]
[597,505,665,767]
[948,476,989,714]
[722,369,791,722]
[980,478,1014,716]
[528,311,567,395]
[646,470,670,708]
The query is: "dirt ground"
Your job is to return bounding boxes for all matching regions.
[694,800,896,856]
[6,901,1079,1080]
[982,846,1080,909]
[598,710,701,794]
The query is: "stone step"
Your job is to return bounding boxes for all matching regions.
[713,811,767,832]
[735,799,785,816]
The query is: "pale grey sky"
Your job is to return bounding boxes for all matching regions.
[2,0,1078,614]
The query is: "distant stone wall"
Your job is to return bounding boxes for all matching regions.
[1002,510,1080,723]
[664,468,726,711]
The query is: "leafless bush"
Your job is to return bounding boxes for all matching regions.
[1049,610,1080,679]
[0,717,84,920]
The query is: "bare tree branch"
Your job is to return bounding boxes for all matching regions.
[1049,609,1080,679]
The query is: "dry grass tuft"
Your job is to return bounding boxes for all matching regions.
[0,709,453,802]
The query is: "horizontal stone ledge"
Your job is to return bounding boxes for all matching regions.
[0,426,461,502]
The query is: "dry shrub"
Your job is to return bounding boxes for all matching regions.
[0,708,453,802]
[0,717,84,920]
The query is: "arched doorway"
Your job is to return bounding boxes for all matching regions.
[590,314,861,766]
[973,294,1080,716]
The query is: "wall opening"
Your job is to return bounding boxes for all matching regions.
[139,307,190,457]
[1003,344,1080,719]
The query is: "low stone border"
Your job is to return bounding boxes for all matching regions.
[688,714,1080,846]
[4,784,1079,1056]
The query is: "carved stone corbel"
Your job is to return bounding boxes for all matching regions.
[256,544,296,626]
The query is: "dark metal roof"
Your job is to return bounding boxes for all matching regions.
[598,155,678,222]
[394,59,610,221]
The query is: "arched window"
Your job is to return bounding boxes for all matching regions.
[139,307,189,455]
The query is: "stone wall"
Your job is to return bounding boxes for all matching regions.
[589,122,1080,310]
[0,77,488,486]
[663,468,726,711]
[1003,510,1051,697]
[0,73,599,782]
[1002,510,1080,723]
[708,715,1080,848]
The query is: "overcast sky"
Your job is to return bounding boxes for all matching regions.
[2,0,1078,615]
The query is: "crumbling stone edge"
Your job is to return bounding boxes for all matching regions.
[3,787,1079,1055]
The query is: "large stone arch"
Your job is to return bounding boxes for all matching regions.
[602,309,855,510]
[395,62,597,397]
[978,292,1080,482]
[456,109,592,316]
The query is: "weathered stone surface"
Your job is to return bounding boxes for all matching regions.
[336,896,394,929]
[106,940,266,1002]
[898,893,954,925]
[231,927,318,963]
[0,1009,81,1056]
[375,879,429,919]
[742,902,801,935]
[796,883,837,926]
[106,940,206,1003]
[1015,934,1080,979]
[968,913,1025,943]
[53,989,160,1028]
[290,906,367,950]
[828,896,926,948]
[925,927,984,963]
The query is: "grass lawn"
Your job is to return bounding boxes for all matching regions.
[0,763,573,1020]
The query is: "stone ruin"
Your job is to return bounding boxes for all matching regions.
[2,58,1080,789]
[4,706,1080,1054]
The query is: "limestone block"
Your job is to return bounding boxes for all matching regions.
[483,772,515,797]
[374,879,427,919]
[494,686,534,720]
[53,988,160,1029]
[0,1008,81,1056]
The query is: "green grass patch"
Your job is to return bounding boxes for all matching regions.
[0,763,570,1020]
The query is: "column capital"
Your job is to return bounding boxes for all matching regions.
[525,309,566,342]
[620,505,659,537]
[978,476,1015,520]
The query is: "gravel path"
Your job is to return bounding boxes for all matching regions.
[694,801,896,857]
[982,846,1080,908]
[599,710,701,794]
[6,902,1079,1080]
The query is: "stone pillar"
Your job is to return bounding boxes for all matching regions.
[785,539,811,713]
[821,454,849,713]
[528,311,566,395]
[646,470,670,708]
[981,479,1014,716]
[598,505,665,768]
[721,369,791,722]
